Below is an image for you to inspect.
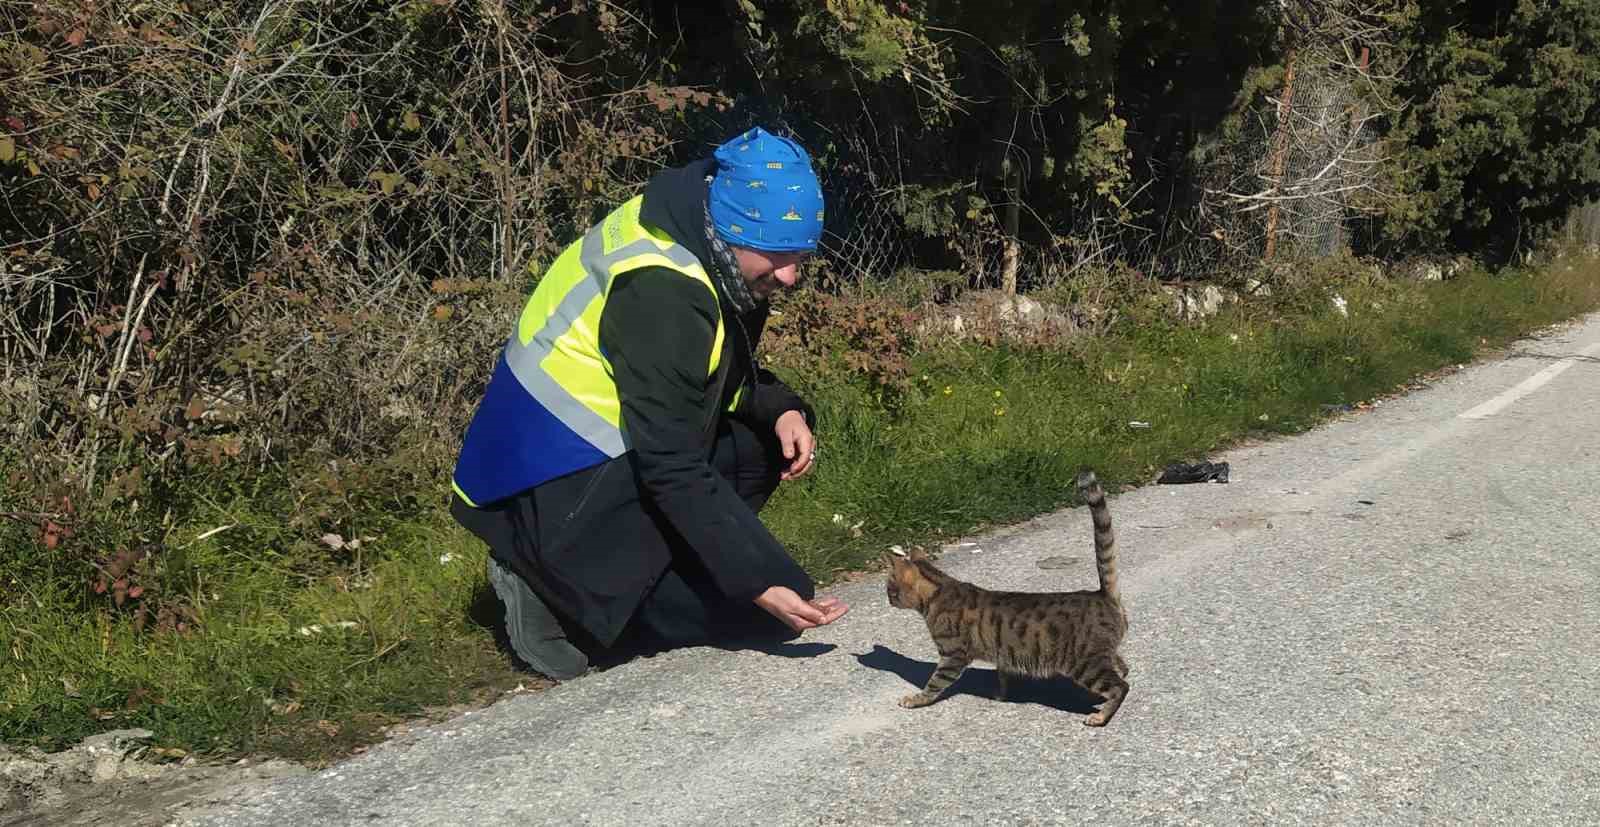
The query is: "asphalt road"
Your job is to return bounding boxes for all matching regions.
[174,313,1600,826]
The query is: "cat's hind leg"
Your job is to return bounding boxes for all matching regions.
[1076,654,1130,727]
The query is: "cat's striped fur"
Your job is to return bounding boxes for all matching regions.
[884,470,1130,726]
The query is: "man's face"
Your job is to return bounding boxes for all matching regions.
[731,246,808,300]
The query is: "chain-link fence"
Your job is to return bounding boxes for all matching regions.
[1566,202,1600,247]
[815,174,926,285]
[810,62,1381,293]
[1266,60,1373,257]
[1188,47,1381,276]
[811,128,1118,294]
[795,36,1416,297]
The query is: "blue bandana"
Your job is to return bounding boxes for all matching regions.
[707,127,825,252]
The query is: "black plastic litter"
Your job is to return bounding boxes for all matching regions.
[1157,460,1230,484]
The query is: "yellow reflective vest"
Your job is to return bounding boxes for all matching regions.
[452,195,740,507]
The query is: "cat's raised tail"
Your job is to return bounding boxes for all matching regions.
[1075,470,1119,602]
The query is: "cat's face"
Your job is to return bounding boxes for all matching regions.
[883,549,935,611]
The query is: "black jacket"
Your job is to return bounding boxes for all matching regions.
[491,158,814,647]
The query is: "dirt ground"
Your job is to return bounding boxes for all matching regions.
[0,679,559,827]
[1,730,305,826]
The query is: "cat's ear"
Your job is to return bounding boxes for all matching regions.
[885,545,911,568]
[907,545,930,561]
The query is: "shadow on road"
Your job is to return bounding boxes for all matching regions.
[854,644,1104,715]
[590,637,839,672]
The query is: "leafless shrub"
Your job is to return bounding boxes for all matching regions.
[0,0,724,516]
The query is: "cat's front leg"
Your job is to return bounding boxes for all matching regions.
[900,656,970,708]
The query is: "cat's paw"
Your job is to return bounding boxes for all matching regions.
[1082,712,1109,727]
[899,692,935,709]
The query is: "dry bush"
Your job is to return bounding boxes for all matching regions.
[764,277,923,418]
[0,0,727,594]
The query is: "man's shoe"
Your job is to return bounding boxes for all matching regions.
[486,557,589,680]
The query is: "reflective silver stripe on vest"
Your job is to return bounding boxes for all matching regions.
[502,222,707,457]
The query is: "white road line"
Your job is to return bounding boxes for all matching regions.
[1458,341,1600,420]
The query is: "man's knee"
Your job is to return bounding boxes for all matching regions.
[713,418,784,511]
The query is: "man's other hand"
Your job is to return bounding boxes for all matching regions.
[774,410,815,481]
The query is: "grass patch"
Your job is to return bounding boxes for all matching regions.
[4,252,1598,763]
[767,254,1600,574]
[1,495,529,765]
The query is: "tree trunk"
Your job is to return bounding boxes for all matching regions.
[1263,46,1299,262]
[1001,156,1021,295]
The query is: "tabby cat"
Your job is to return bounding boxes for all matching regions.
[883,470,1130,726]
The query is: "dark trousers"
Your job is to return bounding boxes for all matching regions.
[622,417,812,652]
[454,416,811,658]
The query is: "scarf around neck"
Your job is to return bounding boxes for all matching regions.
[702,195,761,315]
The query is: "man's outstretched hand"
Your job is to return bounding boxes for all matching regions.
[753,586,850,633]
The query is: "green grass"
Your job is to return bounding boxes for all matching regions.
[1,499,528,764]
[4,252,1598,764]
[764,255,1600,574]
